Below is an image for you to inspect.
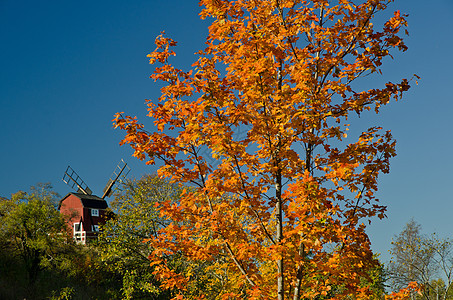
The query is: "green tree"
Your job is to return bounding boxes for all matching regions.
[366,258,387,299]
[0,184,67,294]
[0,184,66,284]
[97,174,184,299]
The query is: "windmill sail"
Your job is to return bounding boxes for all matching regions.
[102,159,130,199]
[62,166,92,195]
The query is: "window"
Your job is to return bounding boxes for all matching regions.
[93,225,99,232]
[73,222,81,232]
[73,223,85,244]
[91,209,99,217]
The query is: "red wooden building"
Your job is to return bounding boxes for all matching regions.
[58,192,109,244]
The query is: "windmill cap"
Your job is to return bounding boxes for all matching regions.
[58,192,108,210]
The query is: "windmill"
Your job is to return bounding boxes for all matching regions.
[59,159,130,244]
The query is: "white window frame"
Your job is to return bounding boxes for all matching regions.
[91,209,99,217]
[73,222,84,243]
[93,225,99,232]
[73,222,82,234]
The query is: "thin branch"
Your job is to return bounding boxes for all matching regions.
[232,154,276,245]
[190,143,258,289]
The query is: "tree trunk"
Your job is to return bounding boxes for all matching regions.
[276,167,283,300]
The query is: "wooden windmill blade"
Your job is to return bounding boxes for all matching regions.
[102,159,130,199]
[62,166,93,195]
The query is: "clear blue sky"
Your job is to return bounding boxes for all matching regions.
[1,0,452,262]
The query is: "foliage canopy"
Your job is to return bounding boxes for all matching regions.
[0,183,66,286]
[98,175,183,299]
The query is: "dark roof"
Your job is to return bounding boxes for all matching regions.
[59,192,108,209]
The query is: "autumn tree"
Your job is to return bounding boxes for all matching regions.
[114,0,415,298]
